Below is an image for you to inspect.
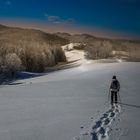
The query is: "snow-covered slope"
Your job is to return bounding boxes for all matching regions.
[0,62,140,140]
[61,43,124,66]
[61,43,88,65]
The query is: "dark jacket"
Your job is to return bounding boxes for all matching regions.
[110,79,120,92]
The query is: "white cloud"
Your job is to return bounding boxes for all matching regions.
[44,14,76,25]
[47,16,61,23]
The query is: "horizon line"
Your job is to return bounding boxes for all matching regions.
[0,18,140,40]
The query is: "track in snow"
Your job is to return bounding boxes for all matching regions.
[74,104,121,140]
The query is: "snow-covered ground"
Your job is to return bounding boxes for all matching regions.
[0,62,140,140]
[62,43,88,65]
[62,43,124,66]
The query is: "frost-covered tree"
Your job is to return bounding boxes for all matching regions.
[4,53,22,77]
[85,41,112,59]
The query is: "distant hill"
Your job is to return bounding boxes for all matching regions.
[0,25,69,46]
[0,24,68,73]
[0,24,8,29]
[54,32,140,43]
[54,32,98,43]
[0,23,140,77]
[54,32,140,61]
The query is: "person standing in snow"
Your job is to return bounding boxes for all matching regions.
[109,75,120,105]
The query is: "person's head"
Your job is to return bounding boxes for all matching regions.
[112,75,116,80]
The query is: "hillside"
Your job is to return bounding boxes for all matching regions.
[55,33,140,61]
[0,24,140,77]
[54,32,97,43]
[0,24,68,74]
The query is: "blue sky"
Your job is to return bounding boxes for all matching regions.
[0,0,140,39]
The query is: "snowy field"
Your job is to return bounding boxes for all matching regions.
[0,62,140,140]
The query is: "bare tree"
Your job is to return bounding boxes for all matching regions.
[4,53,22,78]
[85,41,112,59]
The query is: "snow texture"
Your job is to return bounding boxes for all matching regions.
[74,104,121,140]
[0,62,140,140]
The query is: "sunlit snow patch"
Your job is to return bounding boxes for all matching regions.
[117,59,122,63]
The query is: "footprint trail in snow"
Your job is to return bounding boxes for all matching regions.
[74,104,121,140]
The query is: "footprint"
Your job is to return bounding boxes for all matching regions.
[99,127,105,134]
[104,118,110,125]
[92,120,102,130]
[110,112,115,117]
[100,113,108,120]
[99,127,107,138]
[115,109,119,112]
[91,132,98,140]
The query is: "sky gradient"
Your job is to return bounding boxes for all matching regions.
[0,0,140,39]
